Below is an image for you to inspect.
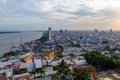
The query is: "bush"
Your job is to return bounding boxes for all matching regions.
[53,66,57,70]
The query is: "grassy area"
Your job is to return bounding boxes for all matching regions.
[98,73,106,78]
[106,71,113,77]
[98,71,120,80]
[117,78,120,80]
[111,53,120,59]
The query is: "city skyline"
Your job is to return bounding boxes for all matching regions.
[0,0,120,31]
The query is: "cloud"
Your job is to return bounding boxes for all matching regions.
[51,12,77,20]
[0,0,7,3]
[24,0,54,12]
[82,0,120,11]
[0,0,120,30]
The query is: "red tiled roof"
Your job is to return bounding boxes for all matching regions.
[73,65,99,80]
[115,68,120,73]
[14,75,31,80]
[0,76,7,80]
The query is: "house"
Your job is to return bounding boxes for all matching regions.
[62,47,84,55]
[0,62,13,78]
[0,75,7,80]
[12,73,31,80]
[41,50,55,59]
[20,53,32,62]
[13,63,27,74]
[27,58,42,72]
[48,51,54,59]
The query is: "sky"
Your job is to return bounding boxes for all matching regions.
[0,0,120,31]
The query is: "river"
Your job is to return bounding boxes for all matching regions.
[0,31,42,55]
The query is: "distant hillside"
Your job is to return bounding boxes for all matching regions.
[0,31,21,34]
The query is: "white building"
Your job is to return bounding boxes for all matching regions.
[62,47,84,55]
[0,62,13,78]
[27,59,42,72]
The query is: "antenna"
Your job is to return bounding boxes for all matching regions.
[20,33,22,44]
[10,41,13,51]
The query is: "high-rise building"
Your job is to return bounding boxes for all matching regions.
[110,29,112,33]
[65,29,68,35]
[95,29,98,33]
[59,29,63,34]
[48,27,51,40]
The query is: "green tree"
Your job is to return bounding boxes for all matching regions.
[56,60,70,80]
[1,72,6,76]
[102,40,109,44]
[73,69,91,80]
[69,53,76,65]
[37,69,45,80]
[30,70,36,79]
[84,51,117,70]
[51,74,58,80]
[56,45,63,56]
[69,53,75,60]
[39,36,47,43]
[3,51,18,57]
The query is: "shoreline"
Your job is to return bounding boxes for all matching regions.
[0,32,43,57]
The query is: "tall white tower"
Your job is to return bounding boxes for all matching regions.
[48,27,51,40]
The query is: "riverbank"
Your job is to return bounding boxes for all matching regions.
[0,31,42,56]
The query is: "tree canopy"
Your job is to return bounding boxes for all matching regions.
[55,60,70,80]
[85,51,119,70]
[73,69,91,80]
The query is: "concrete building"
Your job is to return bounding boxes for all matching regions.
[0,62,13,78]
[62,47,84,55]
[48,27,51,41]
[27,59,42,72]
[95,29,98,33]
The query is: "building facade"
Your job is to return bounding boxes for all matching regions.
[48,27,51,41]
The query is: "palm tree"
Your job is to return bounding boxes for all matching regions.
[37,69,45,80]
[56,60,70,80]
[1,72,6,76]
[51,74,58,80]
[69,53,75,61]
[30,70,36,79]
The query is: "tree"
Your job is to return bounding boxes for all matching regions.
[37,69,45,80]
[3,51,18,57]
[30,70,36,79]
[1,72,6,76]
[51,74,58,80]
[102,40,109,44]
[69,53,75,64]
[56,60,70,80]
[73,69,91,80]
[111,54,120,59]
[84,51,117,70]
[39,36,47,43]
[56,45,63,56]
